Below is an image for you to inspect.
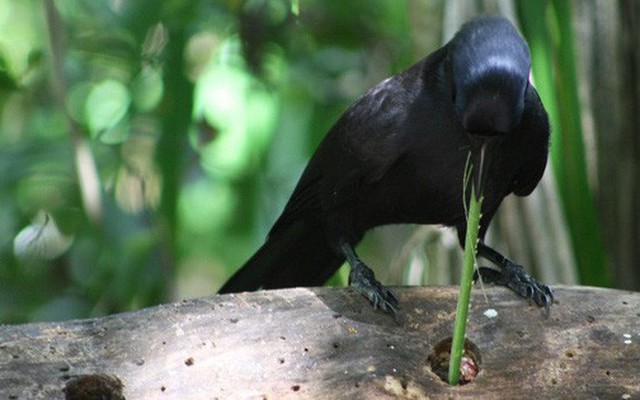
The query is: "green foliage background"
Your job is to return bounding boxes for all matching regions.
[0,0,636,323]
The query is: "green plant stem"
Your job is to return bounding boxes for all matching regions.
[448,185,482,386]
[516,0,609,286]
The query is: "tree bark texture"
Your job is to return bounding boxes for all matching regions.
[1,286,638,399]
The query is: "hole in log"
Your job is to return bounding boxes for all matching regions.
[291,385,300,392]
[63,375,124,400]
[427,337,481,385]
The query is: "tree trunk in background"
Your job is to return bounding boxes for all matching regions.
[614,1,640,288]
[577,0,640,289]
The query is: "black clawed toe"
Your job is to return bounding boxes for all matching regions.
[341,241,398,315]
[349,261,398,314]
[476,243,554,312]
[475,263,554,311]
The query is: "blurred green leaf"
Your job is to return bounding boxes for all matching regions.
[194,40,277,178]
[132,66,164,112]
[86,79,131,141]
[66,82,93,125]
[0,55,19,90]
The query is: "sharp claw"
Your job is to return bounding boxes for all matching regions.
[545,287,554,303]
[540,292,553,318]
[377,287,398,315]
[533,289,545,307]
[528,286,536,301]
[543,289,554,308]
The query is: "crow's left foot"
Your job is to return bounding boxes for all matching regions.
[349,260,398,315]
[341,241,398,315]
[474,262,553,312]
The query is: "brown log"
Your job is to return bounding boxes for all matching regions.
[1,286,639,399]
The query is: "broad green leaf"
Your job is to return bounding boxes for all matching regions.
[86,79,131,142]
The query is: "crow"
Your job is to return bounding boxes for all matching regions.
[219,16,553,314]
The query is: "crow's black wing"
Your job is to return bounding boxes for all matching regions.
[269,65,420,235]
[511,84,550,197]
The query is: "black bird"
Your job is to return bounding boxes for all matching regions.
[219,16,553,314]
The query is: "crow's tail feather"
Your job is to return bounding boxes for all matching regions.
[218,220,344,294]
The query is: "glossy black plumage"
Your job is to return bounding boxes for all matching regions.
[219,16,553,313]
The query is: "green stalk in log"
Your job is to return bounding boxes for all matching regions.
[448,152,483,386]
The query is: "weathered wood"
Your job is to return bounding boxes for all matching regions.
[1,286,638,399]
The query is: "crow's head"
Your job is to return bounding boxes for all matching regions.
[449,16,531,136]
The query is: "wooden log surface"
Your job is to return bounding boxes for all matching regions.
[1,285,639,399]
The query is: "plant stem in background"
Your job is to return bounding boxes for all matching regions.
[43,0,103,226]
[516,0,610,287]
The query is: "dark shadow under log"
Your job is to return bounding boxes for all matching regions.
[1,286,639,399]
